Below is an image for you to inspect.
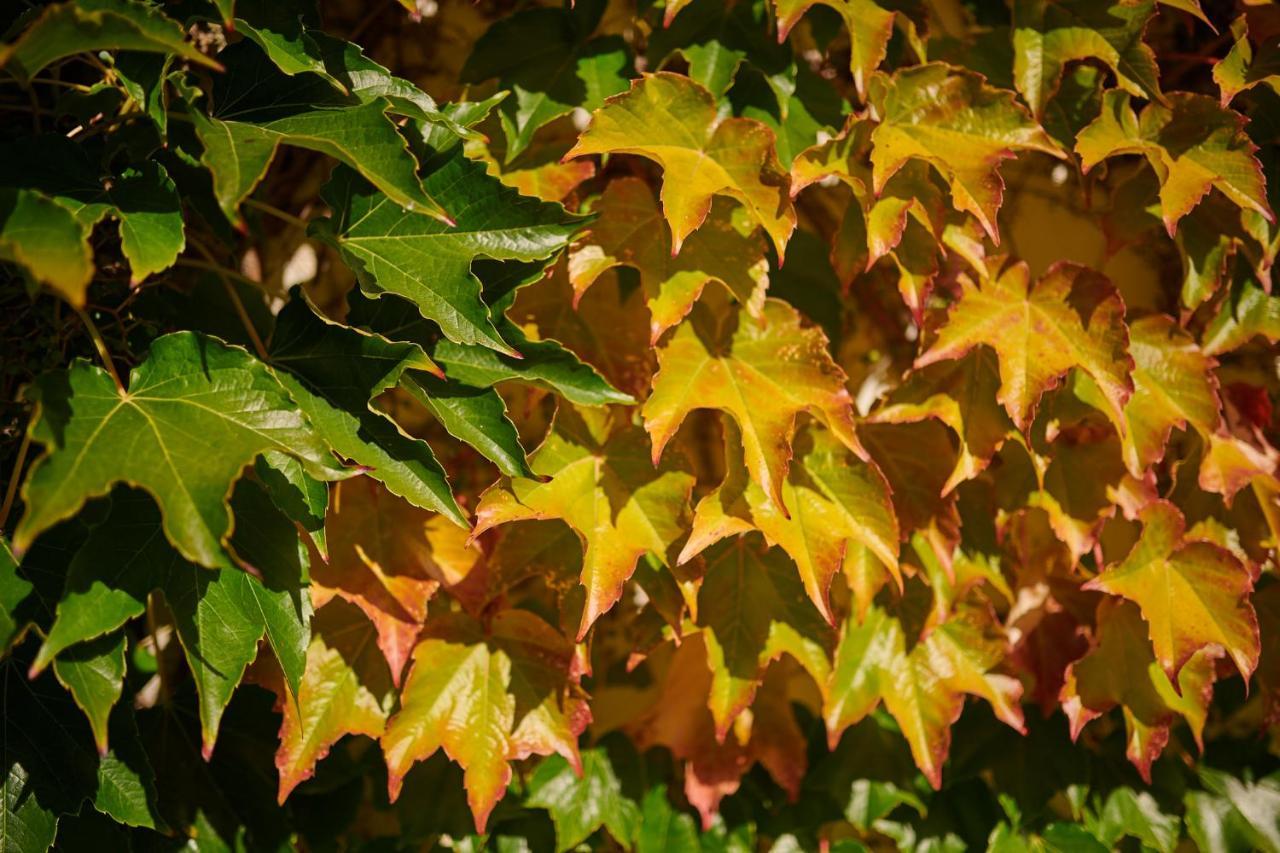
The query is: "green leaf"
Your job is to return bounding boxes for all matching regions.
[1215,14,1280,106]
[0,187,93,305]
[461,0,631,161]
[268,292,466,526]
[191,41,445,223]
[255,452,328,560]
[51,632,126,756]
[13,332,344,572]
[0,763,58,853]
[0,539,33,654]
[400,373,534,480]
[314,149,587,354]
[525,746,642,851]
[650,0,791,100]
[1202,263,1280,355]
[636,785,700,853]
[0,0,219,83]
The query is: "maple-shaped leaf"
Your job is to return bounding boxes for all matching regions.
[682,421,898,624]
[474,405,695,639]
[1215,12,1280,106]
[869,348,1014,494]
[191,41,445,223]
[565,72,796,258]
[525,739,642,852]
[693,535,834,736]
[869,63,1062,243]
[644,299,862,514]
[1085,500,1260,682]
[0,187,93,305]
[461,0,630,161]
[311,477,480,683]
[1076,315,1222,477]
[382,609,589,833]
[0,0,219,83]
[1011,0,1163,120]
[274,597,396,802]
[773,0,895,100]
[649,0,792,101]
[825,600,1025,789]
[1077,91,1274,235]
[570,177,769,343]
[12,332,344,572]
[269,293,466,525]
[315,150,587,354]
[916,260,1134,432]
[34,485,310,756]
[1062,599,1219,782]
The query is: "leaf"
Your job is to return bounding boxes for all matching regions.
[644,299,863,514]
[566,72,796,258]
[33,485,311,755]
[400,373,535,480]
[1076,91,1274,235]
[0,0,219,83]
[1084,500,1260,682]
[311,477,480,682]
[0,540,32,655]
[693,535,834,737]
[916,260,1134,433]
[869,63,1062,243]
[569,177,770,343]
[314,149,587,354]
[274,598,395,802]
[255,452,329,559]
[51,632,126,757]
[191,41,443,223]
[1214,13,1280,106]
[13,332,344,572]
[525,744,642,851]
[773,0,895,100]
[682,421,899,624]
[650,0,792,100]
[461,0,631,161]
[1011,0,1163,120]
[1203,265,1280,356]
[268,292,465,525]
[381,609,588,833]
[0,764,58,853]
[0,187,93,305]
[1061,599,1218,782]
[825,600,1025,789]
[474,405,695,639]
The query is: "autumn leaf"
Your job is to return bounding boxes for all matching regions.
[772,0,895,100]
[644,299,863,514]
[569,177,769,343]
[1076,91,1274,235]
[565,72,796,258]
[1085,500,1260,682]
[869,63,1063,243]
[381,609,589,832]
[916,259,1134,433]
[474,404,695,639]
[1214,12,1280,106]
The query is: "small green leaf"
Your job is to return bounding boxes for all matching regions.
[0,187,93,305]
[52,631,127,755]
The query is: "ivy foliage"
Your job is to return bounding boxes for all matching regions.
[2,0,1280,850]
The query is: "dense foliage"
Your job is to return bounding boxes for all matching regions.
[2,0,1280,849]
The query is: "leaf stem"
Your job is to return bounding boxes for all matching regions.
[180,247,271,360]
[243,198,310,230]
[0,423,32,533]
[75,306,126,394]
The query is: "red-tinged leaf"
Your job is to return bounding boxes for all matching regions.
[644,298,863,514]
[565,72,796,258]
[916,259,1134,432]
[382,609,589,832]
[860,421,960,543]
[1086,501,1259,682]
[474,404,695,639]
[1198,431,1280,504]
[570,177,769,343]
[1061,598,1219,782]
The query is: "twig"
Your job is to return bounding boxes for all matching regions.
[0,424,32,533]
[181,247,271,360]
[75,306,125,394]
[243,197,310,230]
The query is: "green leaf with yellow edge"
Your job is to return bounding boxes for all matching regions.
[1011,0,1163,120]
[474,404,695,639]
[12,332,345,572]
[1215,13,1280,106]
[1062,598,1219,783]
[0,187,93,305]
[1076,90,1274,235]
[772,0,895,100]
[869,63,1063,243]
[1203,265,1280,356]
[565,72,796,259]
[644,298,863,515]
[569,177,769,344]
[51,632,126,756]
[381,609,588,833]
[825,599,1025,789]
[1085,500,1260,683]
[916,259,1134,433]
[0,0,219,83]
[1076,315,1221,477]
[694,535,834,737]
[525,741,642,852]
[274,598,396,802]
[682,420,898,624]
